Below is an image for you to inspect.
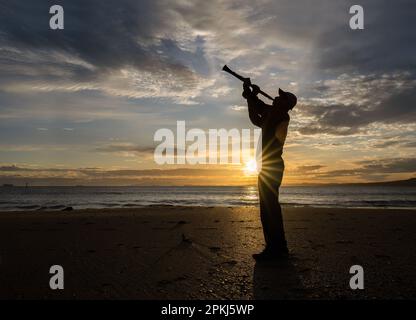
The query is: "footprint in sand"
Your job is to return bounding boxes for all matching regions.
[375,254,392,260]
[157,279,172,286]
[220,260,237,266]
[336,240,354,244]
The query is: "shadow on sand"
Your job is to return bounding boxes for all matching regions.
[253,257,307,299]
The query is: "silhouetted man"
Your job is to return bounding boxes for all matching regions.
[242,79,297,261]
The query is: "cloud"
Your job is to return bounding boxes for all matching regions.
[1,1,416,185]
[94,143,156,158]
[357,158,416,174]
[230,105,247,112]
[318,158,416,178]
[2,1,415,107]
[94,143,154,154]
[296,165,326,173]
[372,137,416,149]
[0,164,241,177]
[275,0,416,136]
[0,165,256,186]
[1,1,182,73]
[0,0,215,103]
[0,165,30,171]
[298,72,416,135]
[314,0,416,74]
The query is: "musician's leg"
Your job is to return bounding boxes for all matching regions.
[255,166,287,259]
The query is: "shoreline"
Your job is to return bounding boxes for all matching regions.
[1,206,416,299]
[1,204,416,213]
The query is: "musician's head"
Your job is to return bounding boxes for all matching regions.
[273,88,297,111]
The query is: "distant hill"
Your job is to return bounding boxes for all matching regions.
[356,178,416,187]
[319,178,416,187]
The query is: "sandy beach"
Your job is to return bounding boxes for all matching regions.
[1,206,416,299]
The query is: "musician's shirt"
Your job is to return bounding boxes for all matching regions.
[245,93,289,171]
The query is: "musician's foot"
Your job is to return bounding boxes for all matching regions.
[252,247,289,261]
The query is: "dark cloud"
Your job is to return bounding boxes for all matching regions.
[298,120,361,136]
[296,165,325,173]
[78,168,236,178]
[0,165,29,171]
[0,1,204,87]
[358,158,416,174]
[94,144,154,154]
[292,0,416,135]
[0,166,243,186]
[318,158,416,178]
[403,141,416,148]
[0,165,237,177]
[314,0,416,74]
[0,165,89,173]
[299,85,416,135]
[373,139,416,149]
[373,140,402,148]
[93,143,190,157]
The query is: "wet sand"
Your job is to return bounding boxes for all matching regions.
[0,206,416,299]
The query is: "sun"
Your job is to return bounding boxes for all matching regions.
[243,159,258,175]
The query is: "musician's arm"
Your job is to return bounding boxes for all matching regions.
[243,79,270,126]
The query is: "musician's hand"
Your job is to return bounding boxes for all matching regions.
[242,78,251,98]
[251,84,260,95]
[242,88,250,99]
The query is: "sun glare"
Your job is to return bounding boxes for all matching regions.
[244,159,258,175]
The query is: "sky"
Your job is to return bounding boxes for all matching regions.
[0,0,415,186]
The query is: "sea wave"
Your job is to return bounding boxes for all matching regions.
[0,186,415,211]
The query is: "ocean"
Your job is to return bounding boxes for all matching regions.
[0,185,415,211]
